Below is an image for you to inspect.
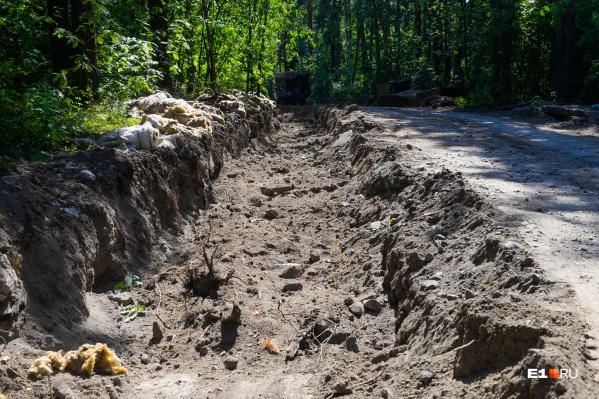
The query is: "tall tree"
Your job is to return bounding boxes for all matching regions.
[555,0,576,101]
[73,0,100,99]
[47,0,74,73]
[148,0,169,87]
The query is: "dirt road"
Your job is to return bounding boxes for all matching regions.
[364,107,599,350]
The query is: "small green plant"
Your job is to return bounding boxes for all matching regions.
[113,272,142,292]
[455,97,467,108]
[113,283,130,292]
[124,272,143,288]
[120,304,146,322]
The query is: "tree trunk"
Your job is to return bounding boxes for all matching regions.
[415,3,422,58]
[432,0,442,80]
[71,0,99,99]
[307,0,313,56]
[443,0,451,84]
[556,1,576,101]
[148,0,170,88]
[47,0,74,73]
[82,0,99,99]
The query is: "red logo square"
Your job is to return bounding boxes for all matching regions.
[549,368,559,379]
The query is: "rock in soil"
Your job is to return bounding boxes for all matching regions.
[221,302,242,323]
[419,280,439,291]
[107,292,134,305]
[152,321,164,341]
[264,208,279,218]
[555,382,567,393]
[76,169,96,183]
[282,282,303,292]
[140,353,150,365]
[329,331,349,345]
[380,387,393,399]
[223,356,238,370]
[277,263,305,279]
[198,347,208,356]
[348,302,364,317]
[309,249,321,263]
[363,298,382,312]
[346,335,360,353]
[333,380,353,395]
[372,351,390,364]
[419,370,435,385]
[54,384,81,399]
[260,185,293,197]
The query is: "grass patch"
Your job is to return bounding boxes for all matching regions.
[78,102,140,138]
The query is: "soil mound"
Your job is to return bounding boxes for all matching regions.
[317,106,595,398]
[0,93,275,338]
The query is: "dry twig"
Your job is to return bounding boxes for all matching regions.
[277,300,302,335]
[154,282,171,329]
[426,339,477,362]
[452,339,476,352]
[196,369,237,390]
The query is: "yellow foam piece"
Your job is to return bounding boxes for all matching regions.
[27,356,54,379]
[29,343,127,379]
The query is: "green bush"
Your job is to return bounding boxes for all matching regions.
[0,84,81,160]
[0,83,139,170]
[455,97,467,108]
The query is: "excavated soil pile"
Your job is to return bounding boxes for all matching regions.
[317,106,595,398]
[0,103,595,399]
[0,92,275,336]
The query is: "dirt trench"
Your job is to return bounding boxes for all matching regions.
[0,105,596,398]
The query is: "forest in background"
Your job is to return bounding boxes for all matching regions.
[1,0,598,165]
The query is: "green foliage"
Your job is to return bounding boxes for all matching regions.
[0,84,82,159]
[98,31,161,101]
[2,0,599,174]
[455,97,467,108]
[307,0,598,105]
[124,272,143,288]
[0,157,15,176]
[113,272,142,293]
[159,0,299,96]
[122,304,146,313]
[0,86,139,164]
[113,283,131,292]
[78,102,139,137]
[120,303,146,322]
[531,96,543,113]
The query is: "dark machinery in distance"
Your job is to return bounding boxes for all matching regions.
[275,71,311,105]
